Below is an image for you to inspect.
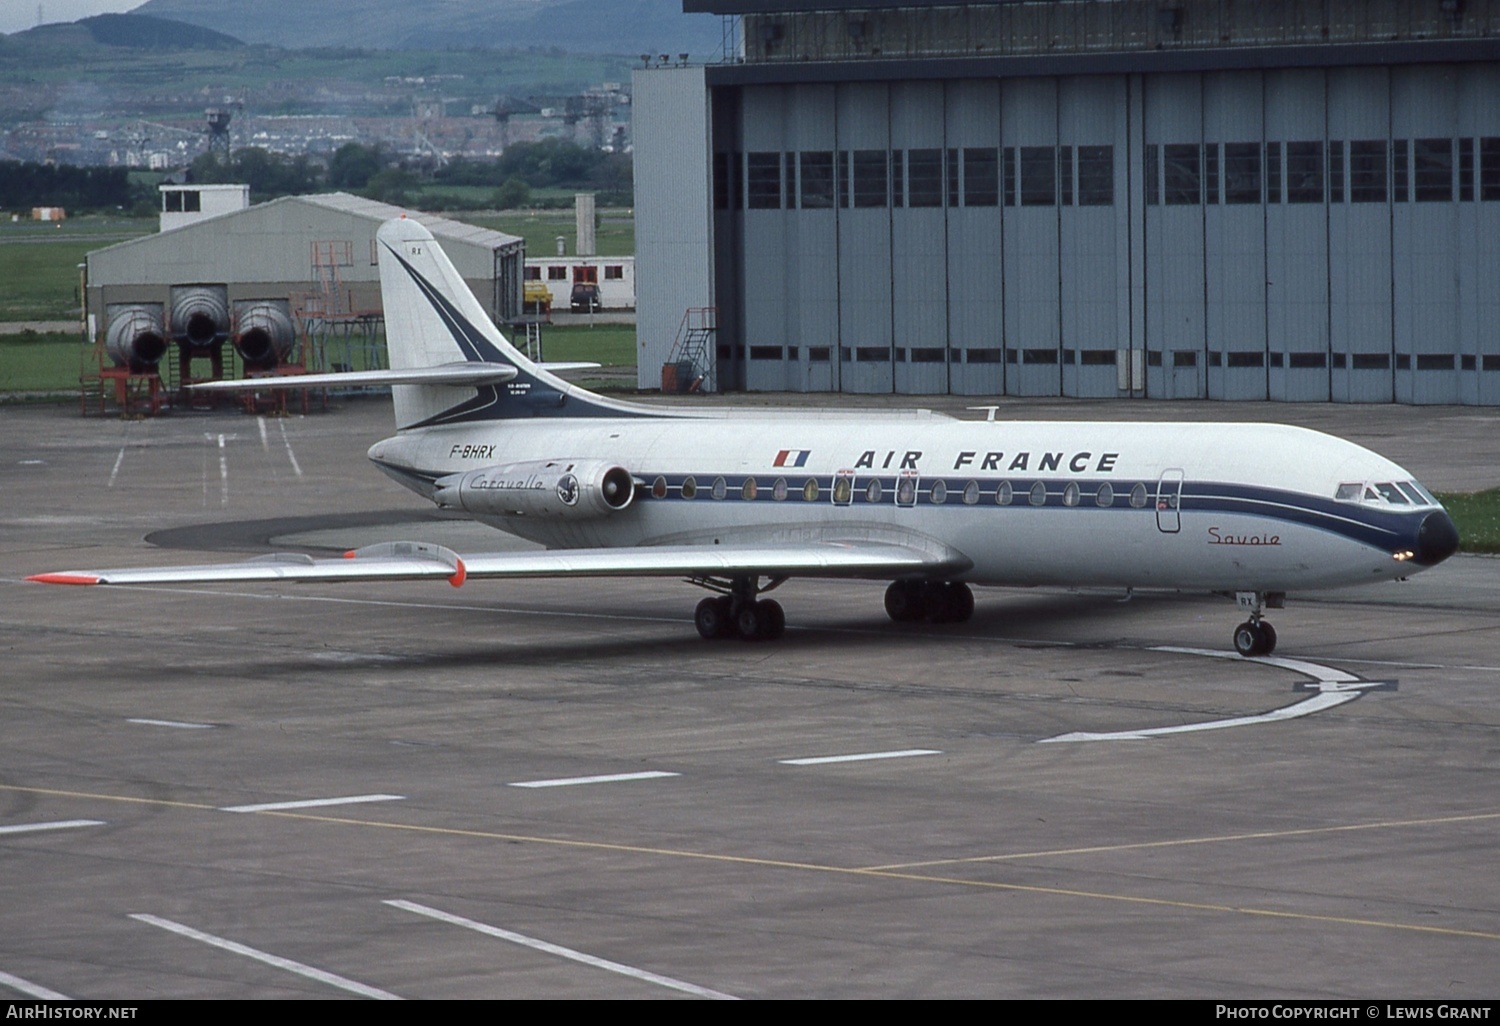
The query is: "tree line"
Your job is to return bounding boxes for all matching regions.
[0,162,133,211]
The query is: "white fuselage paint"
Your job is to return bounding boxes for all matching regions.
[369,415,1431,595]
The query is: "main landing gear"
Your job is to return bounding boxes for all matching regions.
[1232,591,1282,657]
[883,580,975,624]
[693,575,786,641]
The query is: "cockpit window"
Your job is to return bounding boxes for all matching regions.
[1395,482,1426,505]
[1375,482,1409,505]
[1335,483,1362,501]
[1338,480,1435,507]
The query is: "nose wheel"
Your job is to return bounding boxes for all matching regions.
[1233,618,1277,657]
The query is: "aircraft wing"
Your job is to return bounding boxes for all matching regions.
[28,539,971,588]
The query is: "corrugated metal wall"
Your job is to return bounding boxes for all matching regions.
[658,60,1500,402]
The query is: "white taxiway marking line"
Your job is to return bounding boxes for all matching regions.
[508,770,679,789]
[779,749,942,766]
[0,820,105,836]
[1041,646,1380,743]
[278,419,303,477]
[129,914,400,1000]
[384,900,737,1000]
[219,793,404,813]
[107,443,127,488]
[216,433,229,506]
[0,970,69,1000]
[257,415,269,450]
[127,717,214,729]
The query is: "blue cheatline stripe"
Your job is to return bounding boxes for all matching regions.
[623,472,1417,551]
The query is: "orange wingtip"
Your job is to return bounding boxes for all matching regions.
[343,550,357,559]
[448,558,467,588]
[27,573,101,586]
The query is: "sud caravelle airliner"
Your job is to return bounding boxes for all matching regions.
[30,216,1461,657]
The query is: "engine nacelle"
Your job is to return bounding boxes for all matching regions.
[433,459,635,519]
[104,303,167,371]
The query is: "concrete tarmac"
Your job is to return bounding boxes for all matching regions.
[1,395,1498,999]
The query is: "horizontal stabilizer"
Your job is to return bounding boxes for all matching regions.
[27,539,969,588]
[187,362,519,391]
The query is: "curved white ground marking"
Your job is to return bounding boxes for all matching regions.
[1040,646,1393,743]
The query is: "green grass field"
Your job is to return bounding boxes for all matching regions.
[461,207,635,257]
[1434,489,1500,555]
[0,216,154,320]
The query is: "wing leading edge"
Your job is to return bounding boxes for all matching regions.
[27,539,971,588]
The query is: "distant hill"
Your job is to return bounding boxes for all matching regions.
[18,13,244,50]
[131,0,725,57]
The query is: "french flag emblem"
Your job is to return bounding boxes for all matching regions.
[774,449,811,467]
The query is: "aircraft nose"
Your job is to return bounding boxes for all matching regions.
[1413,510,1460,566]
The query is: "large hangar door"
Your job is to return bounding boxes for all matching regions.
[837,82,895,394]
[742,86,796,393]
[891,81,947,395]
[1327,68,1395,403]
[1002,78,1063,397]
[1059,75,1128,399]
[1142,74,1207,399]
[1204,72,1269,400]
[1265,69,1331,402]
[945,80,1003,397]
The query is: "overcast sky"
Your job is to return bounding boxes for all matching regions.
[0,1,141,36]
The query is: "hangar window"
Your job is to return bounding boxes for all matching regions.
[1285,142,1323,203]
[1349,141,1387,202]
[1130,483,1149,508]
[1223,143,1261,204]
[907,149,943,207]
[963,148,998,206]
[1028,481,1047,506]
[1144,144,1159,205]
[800,152,835,208]
[1265,142,1281,203]
[1328,141,1344,203]
[784,152,797,208]
[853,150,888,208]
[1164,144,1200,205]
[1076,146,1113,206]
[1003,147,1017,206]
[1095,483,1114,508]
[1482,138,1500,201]
[890,150,904,208]
[1059,146,1073,205]
[681,476,697,499]
[1393,140,1410,202]
[1020,147,1056,206]
[747,152,781,209]
[1204,143,1219,204]
[947,148,960,207]
[1414,139,1454,202]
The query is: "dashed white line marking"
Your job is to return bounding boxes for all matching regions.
[107,444,127,487]
[384,900,736,1000]
[129,914,400,1000]
[257,415,269,450]
[216,433,229,506]
[219,793,404,813]
[508,771,679,789]
[127,717,215,729]
[278,419,303,477]
[779,749,942,766]
[0,820,105,836]
[0,970,70,1000]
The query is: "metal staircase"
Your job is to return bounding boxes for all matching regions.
[665,307,716,393]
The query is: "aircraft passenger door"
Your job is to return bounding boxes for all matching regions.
[1155,469,1184,533]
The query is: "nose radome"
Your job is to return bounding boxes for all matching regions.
[1414,510,1460,567]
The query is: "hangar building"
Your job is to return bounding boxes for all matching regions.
[87,192,524,373]
[634,0,1500,404]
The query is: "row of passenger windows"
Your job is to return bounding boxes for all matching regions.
[714,146,1114,210]
[647,474,1155,509]
[713,138,1500,211]
[1146,138,1500,205]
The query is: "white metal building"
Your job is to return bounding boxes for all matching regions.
[634,0,1500,403]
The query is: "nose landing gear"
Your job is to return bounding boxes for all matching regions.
[1232,591,1282,656]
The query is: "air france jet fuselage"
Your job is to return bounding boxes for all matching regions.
[30,217,1460,657]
